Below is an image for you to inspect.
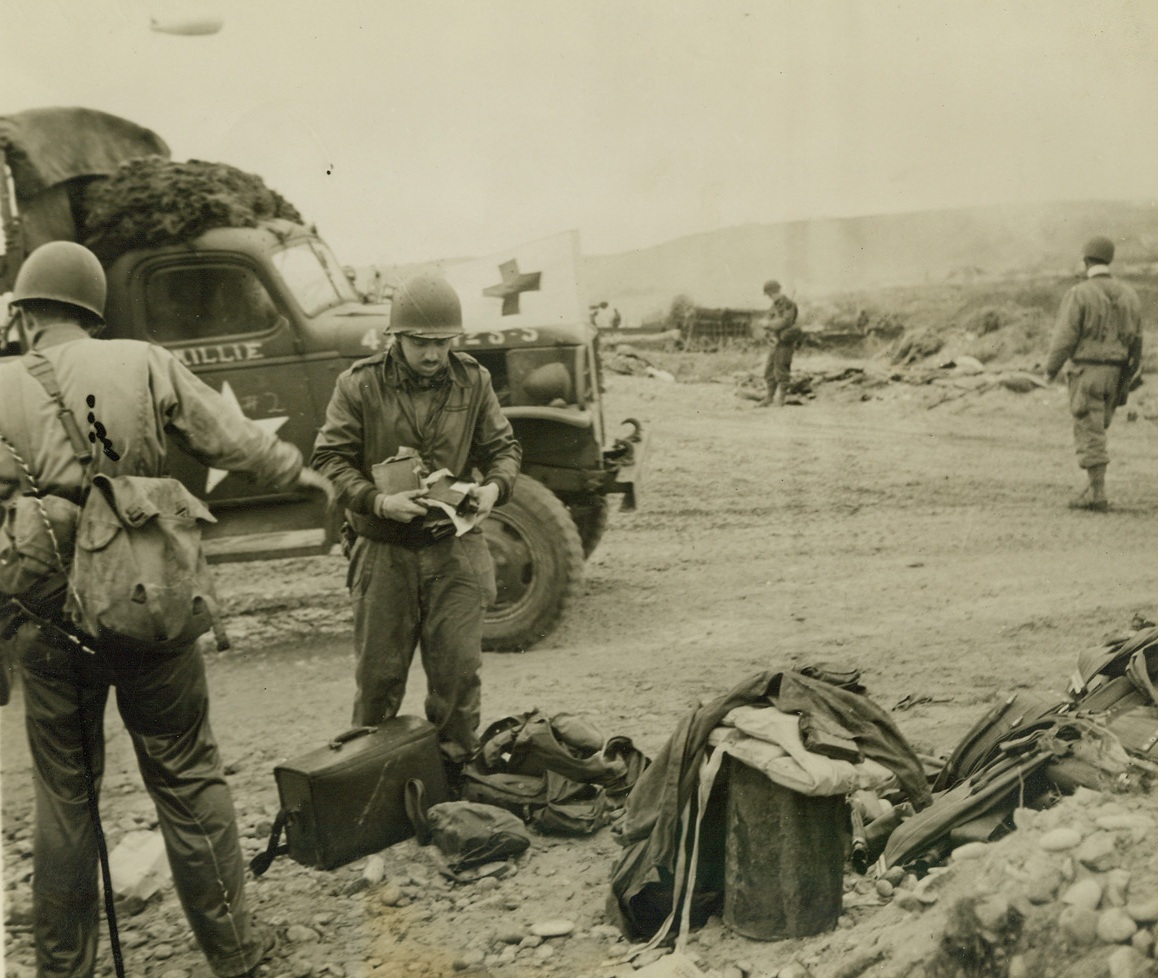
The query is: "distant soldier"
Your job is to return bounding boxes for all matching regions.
[1044,235,1142,512]
[759,279,801,408]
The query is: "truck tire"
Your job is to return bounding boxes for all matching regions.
[482,475,584,652]
[566,495,609,558]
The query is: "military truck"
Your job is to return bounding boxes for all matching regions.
[0,107,645,650]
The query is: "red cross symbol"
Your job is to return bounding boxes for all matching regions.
[483,260,542,316]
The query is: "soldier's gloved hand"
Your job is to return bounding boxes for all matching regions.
[296,468,336,506]
[375,490,429,522]
[469,482,501,520]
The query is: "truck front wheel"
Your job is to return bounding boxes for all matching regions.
[481,475,584,652]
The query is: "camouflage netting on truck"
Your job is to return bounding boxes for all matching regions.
[82,156,304,263]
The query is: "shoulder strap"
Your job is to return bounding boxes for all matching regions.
[21,353,93,467]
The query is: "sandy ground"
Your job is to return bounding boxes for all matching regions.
[6,353,1158,978]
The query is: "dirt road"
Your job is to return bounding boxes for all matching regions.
[6,354,1158,977]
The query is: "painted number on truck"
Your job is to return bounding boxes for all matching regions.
[173,341,265,367]
[459,328,540,348]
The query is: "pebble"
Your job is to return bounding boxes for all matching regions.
[379,884,404,907]
[519,935,543,949]
[1127,895,1158,923]
[496,929,524,945]
[1062,878,1103,911]
[286,924,321,944]
[883,865,906,886]
[531,919,575,938]
[973,895,1011,932]
[950,841,990,861]
[1077,832,1119,871]
[1025,863,1064,904]
[1098,814,1154,834]
[159,970,191,978]
[291,961,315,978]
[452,950,485,970]
[875,880,894,899]
[152,945,175,960]
[1058,905,1099,945]
[362,855,385,885]
[1098,908,1139,944]
[533,944,555,961]
[1108,945,1148,978]
[1039,827,1083,852]
[1105,869,1132,908]
[1007,955,1028,978]
[1131,929,1155,956]
[475,876,500,892]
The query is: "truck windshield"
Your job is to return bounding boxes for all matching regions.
[273,239,360,316]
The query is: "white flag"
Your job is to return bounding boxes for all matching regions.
[437,230,586,336]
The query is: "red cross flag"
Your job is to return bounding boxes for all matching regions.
[437,230,586,339]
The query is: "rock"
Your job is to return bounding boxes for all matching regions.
[1105,869,1132,908]
[1058,905,1099,945]
[110,830,172,902]
[1025,863,1064,904]
[950,841,990,861]
[973,895,1011,932]
[452,950,485,970]
[1108,945,1148,978]
[152,944,175,960]
[159,970,191,978]
[496,929,524,945]
[519,935,544,949]
[894,891,925,913]
[533,944,555,961]
[362,855,385,885]
[875,879,894,899]
[379,884,404,907]
[1098,907,1139,944]
[1007,956,1028,978]
[531,918,575,938]
[883,866,906,886]
[344,877,370,896]
[1127,895,1158,923]
[1097,814,1154,835]
[286,924,321,944]
[1077,831,1120,871]
[291,961,315,978]
[1039,827,1083,852]
[1062,878,1104,911]
[475,876,500,892]
[1131,928,1154,956]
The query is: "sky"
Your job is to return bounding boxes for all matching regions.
[5,0,1158,267]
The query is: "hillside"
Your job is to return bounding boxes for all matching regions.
[582,199,1158,326]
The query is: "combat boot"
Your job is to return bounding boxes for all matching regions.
[1069,464,1109,512]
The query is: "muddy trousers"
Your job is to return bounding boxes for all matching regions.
[349,530,495,763]
[19,628,263,978]
[1066,363,1120,469]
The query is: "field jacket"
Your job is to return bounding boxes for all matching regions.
[0,324,302,503]
[311,348,521,542]
[607,668,932,940]
[1045,270,1142,379]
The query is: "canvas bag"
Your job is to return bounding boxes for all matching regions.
[66,473,227,651]
[0,491,80,602]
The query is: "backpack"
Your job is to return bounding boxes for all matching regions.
[66,474,226,651]
[10,353,228,652]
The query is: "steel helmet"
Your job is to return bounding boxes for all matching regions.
[763,279,781,295]
[1083,235,1115,264]
[11,241,107,321]
[388,274,463,337]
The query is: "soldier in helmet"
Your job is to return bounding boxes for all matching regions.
[0,242,331,978]
[1044,235,1142,511]
[311,274,521,772]
[759,279,802,408]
